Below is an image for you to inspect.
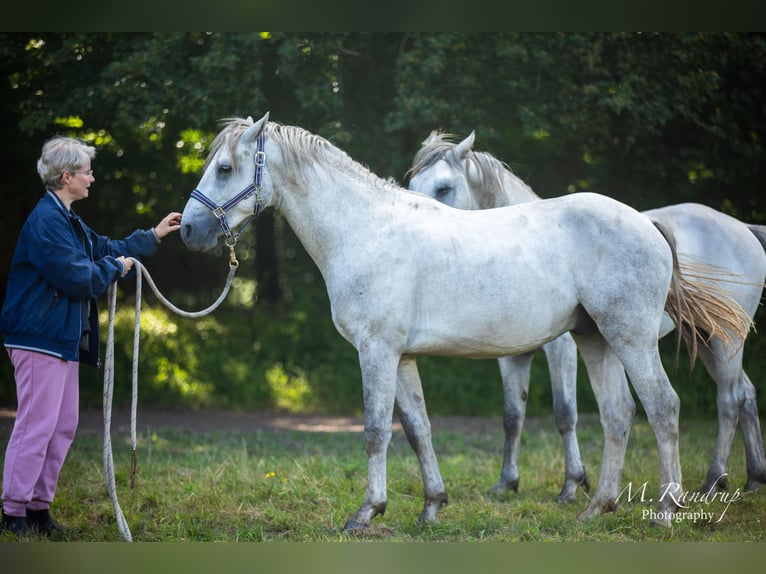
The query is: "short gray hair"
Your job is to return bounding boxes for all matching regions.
[37,136,96,190]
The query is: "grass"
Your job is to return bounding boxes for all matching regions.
[1,413,764,542]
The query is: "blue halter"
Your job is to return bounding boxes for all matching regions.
[190,130,266,248]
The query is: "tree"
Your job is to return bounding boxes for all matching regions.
[389,33,766,216]
[2,33,764,413]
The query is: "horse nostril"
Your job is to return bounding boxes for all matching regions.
[181,222,192,241]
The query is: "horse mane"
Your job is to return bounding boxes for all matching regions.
[406,132,539,208]
[205,117,399,195]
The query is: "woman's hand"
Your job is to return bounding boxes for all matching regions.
[116,256,134,277]
[154,212,183,239]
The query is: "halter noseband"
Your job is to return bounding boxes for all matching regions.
[190,130,266,248]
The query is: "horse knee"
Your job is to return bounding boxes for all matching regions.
[502,409,524,435]
[552,401,577,433]
[364,425,391,455]
[644,386,678,422]
[600,397,635,439]
[602,412,632,440]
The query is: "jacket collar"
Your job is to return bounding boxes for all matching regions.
[46,189,81,222]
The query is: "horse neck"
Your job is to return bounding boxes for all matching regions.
[469,153,541,208]
[494,170,541,207]
[272,156,400,272]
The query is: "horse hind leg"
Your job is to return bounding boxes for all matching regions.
[740,372,766,490]
[572,333,636,521]
[696,343,740,492]
[394,356,448,524]
[615,343,682,526]
[695,341,766,493]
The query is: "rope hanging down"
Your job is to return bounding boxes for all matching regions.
[103,250,239,542]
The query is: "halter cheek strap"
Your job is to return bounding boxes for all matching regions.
[190,130,266,247]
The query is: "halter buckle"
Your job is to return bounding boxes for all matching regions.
[212,206,226,220]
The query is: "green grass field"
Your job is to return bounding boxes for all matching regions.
[2,412,764,542]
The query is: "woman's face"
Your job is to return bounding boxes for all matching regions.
[62,163,95,203]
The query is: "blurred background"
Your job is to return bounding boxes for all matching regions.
[1,32,765,419]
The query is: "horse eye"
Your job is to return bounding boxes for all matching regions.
[435,184,452,197]
[218,164,232,175]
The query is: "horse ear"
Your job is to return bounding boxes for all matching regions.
[453,131,476,159]
[243,111,270,144]
[422,130,441,146]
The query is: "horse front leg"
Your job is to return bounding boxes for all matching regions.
[543,333,589,502]
[343,343,399,531]
[395,357,448,524]
[488,352,534,496]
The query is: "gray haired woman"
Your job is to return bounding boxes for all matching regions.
[1,136,181,537]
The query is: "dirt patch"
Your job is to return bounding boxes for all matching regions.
[1,406,505,437]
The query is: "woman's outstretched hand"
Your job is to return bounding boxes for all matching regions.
[155,212,183,239]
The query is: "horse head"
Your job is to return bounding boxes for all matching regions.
[407,131,477,210]
[181,112,272,252]
[409,130,540,210]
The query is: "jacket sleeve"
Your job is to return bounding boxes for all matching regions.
[89,227,160,262]
[27,211,124,302]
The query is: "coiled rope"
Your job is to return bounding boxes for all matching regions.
[103,248,239,541]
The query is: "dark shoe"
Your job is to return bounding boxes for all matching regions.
[27,509,64,535]
[1,510,31,537]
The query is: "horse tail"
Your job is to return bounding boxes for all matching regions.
[652,220,755,371]
[747,223,766,253]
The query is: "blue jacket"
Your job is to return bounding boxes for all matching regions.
[1,191,160,366]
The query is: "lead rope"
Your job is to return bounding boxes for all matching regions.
[103,245,240,542]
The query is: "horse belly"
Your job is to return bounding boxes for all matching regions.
[405,281,579,358]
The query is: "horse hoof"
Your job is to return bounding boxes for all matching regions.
[416,508,440,526]
[699,470,729,494]
[577,498,617,521]
[343,518,369,531]
[744,472,766,492]
[556,490,577,504]
[486,479,519,498]
[556,471,590,503]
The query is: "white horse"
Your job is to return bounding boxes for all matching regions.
[180,113,752,529]
[407,130,766,501]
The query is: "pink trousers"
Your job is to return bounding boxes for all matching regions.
[2,348,79,517]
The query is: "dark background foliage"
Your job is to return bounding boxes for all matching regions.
[1,33,765,418]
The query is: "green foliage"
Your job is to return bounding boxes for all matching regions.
[2,33,766,418]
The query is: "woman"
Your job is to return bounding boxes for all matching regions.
[1,135,182,537]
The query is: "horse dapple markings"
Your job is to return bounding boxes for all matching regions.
[407,130,766,503]
[181,113,752,529]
